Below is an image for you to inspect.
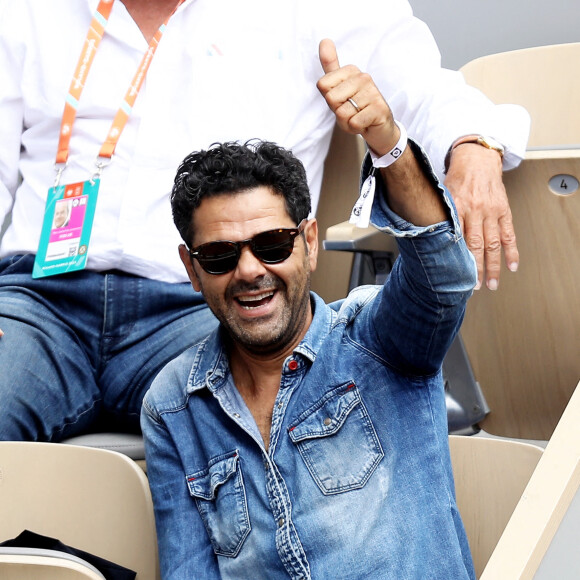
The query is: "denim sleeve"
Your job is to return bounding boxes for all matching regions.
[362,142,477,376]
[141,398,222,580]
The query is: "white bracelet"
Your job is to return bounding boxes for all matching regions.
[370,120,407,168]
[349,120,408,229]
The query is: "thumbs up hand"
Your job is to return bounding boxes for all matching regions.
[317,39,400,158]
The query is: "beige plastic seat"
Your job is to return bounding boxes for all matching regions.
[0,442,159,580]
[0,551,105,579]
[449,435,544,577]
[458,43,580,441]
[460,43,580,149]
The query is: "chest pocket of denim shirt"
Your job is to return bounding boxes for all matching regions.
[288,381,384,495]
[186,450,251,557]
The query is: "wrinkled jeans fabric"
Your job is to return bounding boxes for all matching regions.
[0,254,216,440]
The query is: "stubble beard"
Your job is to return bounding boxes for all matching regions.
[206,271,312,357]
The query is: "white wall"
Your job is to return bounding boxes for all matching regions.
[409,0,580,70]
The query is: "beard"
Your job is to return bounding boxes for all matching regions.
[203,269,312,357]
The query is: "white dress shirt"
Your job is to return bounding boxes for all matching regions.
[0,0,530,283]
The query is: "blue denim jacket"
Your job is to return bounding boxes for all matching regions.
[142,145,478,580]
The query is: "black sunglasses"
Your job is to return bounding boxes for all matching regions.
[189,219,307,275]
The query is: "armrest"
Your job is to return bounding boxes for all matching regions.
[323,220,398,254]
[524,147,580,158]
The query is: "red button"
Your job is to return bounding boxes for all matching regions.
[288,360,298,371]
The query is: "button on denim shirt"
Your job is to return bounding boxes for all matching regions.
[142,144,478,580]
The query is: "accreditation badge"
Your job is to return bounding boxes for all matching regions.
[32,178,100,278]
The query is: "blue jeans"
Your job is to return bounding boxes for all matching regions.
[0,254,217,441]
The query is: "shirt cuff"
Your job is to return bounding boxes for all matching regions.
[364,139,462,240]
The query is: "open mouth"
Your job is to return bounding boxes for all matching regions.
[235,291,275,310]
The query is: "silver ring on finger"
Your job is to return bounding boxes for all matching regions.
[348,97,360,112]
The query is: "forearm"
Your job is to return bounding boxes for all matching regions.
[368,142,475,300]
[394,78,530,178]
[366,147,477,373]
[377,141,448,227]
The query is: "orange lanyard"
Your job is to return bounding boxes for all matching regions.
[55,0,185,177]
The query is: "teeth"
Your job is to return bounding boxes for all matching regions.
[237,291,273,304]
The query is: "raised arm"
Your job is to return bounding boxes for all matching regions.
[317,39,476,373]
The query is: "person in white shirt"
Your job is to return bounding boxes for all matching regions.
[0,0,529,441]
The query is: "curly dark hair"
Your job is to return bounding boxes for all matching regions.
[171,140,311,247]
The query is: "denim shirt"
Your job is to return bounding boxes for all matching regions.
[142,143,478,580]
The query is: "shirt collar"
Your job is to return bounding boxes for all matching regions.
[186,292,337,395]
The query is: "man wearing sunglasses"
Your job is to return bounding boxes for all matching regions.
[141,40,478,580]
